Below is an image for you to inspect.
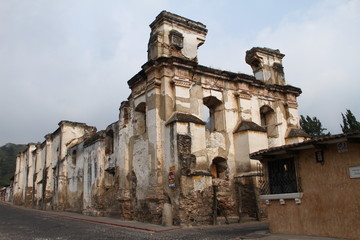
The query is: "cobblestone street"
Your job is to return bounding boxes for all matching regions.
[0,202,345,240]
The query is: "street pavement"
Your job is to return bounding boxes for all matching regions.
[0,201,347,240]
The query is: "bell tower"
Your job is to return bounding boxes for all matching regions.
[245,47,286,85]
[148,11,207,62]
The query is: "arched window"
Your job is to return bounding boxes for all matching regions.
[260,105,278,137]
[210,157,228,179]
[203,96,222,131]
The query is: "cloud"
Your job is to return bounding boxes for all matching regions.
[252,0,360,133]
[0,0,359,145]
[0,0,165,145]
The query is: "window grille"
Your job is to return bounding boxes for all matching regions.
[259,158,302,195]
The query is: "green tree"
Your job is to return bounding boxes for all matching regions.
[300,115,330,138]
[0,143,27,187]
[341,109,360,133]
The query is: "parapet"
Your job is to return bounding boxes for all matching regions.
[150,11,207,35]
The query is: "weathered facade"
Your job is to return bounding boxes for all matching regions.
[10,11,308,225]
[12,121,97,210]
[250,132,360,240]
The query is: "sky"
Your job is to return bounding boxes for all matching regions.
[1,0,359,146]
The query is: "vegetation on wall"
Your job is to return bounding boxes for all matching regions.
[0,143,26,188]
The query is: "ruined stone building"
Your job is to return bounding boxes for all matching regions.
[11,11,308,225]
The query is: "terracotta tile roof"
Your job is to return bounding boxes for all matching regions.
[250,131,360,160]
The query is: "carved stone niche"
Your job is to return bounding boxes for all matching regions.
[180,154,196,176]
[177,134,196,175]
[170,30,184,49]
[273,62,284,74]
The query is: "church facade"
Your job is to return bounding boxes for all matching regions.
[11,11,308,225]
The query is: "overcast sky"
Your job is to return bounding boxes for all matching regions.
[1,0,359,146]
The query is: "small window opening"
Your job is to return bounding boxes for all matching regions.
[203,105,214,131]
[260,105,278,137]
[251,59,261,69]
[105,130,114,155]
[71,150,77,166]
[135,102,146,134]
[210,157,228,179]
[203,96,222,131]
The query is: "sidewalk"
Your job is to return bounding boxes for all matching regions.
[1,201,347,239]
[237,230,347,240]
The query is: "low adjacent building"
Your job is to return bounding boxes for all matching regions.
[250,132,360,240]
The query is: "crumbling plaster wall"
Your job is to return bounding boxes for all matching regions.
[117,102,133,218]
[33,147,40,205]
[124,85,167,224]
[43,133,60,209]
[98,122,122,217]
[40,122,96,210]
[34,144,46,208]
[132,136,150,199]
[81,134,120,218]
[58,126,87,210]
[13,153,24,205]
[24,144,36,207]
[175,122,214,225]
[22,150,28,202]
[44,123,96,211]
[83,140,104,216]
[65,143,85,212]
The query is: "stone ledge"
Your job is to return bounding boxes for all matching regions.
[234,121,266,133]
[259,192,303,200]
[165,112,205,126]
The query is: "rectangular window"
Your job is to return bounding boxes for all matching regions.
[267,158,298,194]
